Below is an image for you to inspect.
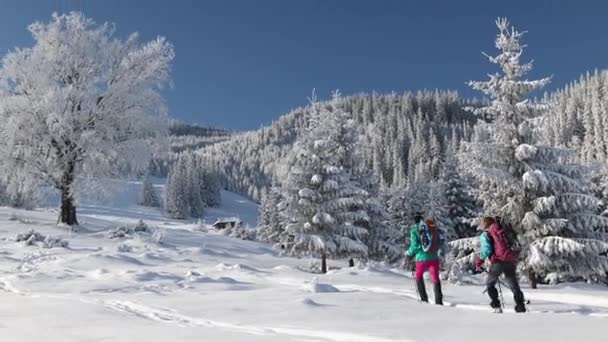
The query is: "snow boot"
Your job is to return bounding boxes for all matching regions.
[514,301,526,313]
[433,282,443,305]
[416,280,428,302]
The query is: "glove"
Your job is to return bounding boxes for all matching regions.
[475,257,484,272]
[405,253,414,262]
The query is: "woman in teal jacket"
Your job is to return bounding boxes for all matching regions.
[406,214,443,305]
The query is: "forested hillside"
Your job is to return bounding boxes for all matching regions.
[199,91,477,200]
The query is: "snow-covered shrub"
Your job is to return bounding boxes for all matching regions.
[151,228,165,245]
[117,243,134,253]
[222,224,256,241]
[42,236,69,249]
[15,229,68,248]
[107,219,152,239]
[16,229,45,246]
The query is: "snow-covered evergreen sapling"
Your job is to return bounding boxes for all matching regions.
[138,175,160,207]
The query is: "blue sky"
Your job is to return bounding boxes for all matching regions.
[0,0,607,130]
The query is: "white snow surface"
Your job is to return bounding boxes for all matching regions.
[0,180,606,341]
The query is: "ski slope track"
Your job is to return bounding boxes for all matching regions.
[0,179,605,341]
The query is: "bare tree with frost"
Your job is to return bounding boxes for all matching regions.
[0,12,173,225]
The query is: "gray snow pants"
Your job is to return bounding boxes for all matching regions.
[486,261,525,309]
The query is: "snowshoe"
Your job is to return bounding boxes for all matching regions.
[492,307,503,314]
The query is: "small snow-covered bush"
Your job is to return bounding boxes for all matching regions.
[16,229,45,246]
[221,224,256,241]
[15,229,68,248]
[116,243,134,253]
[42,236,69,248]
[151,228,165,245]
[107,219,152,239]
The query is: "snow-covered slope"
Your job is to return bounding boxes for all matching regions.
[0,181,606,341]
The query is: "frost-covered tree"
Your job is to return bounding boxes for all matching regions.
[282,94,369,273]
[199,91,474,202]
[358,170,402,262]
[137,175,160,208]
[164,155,190,219]
[457,18,608,285]
[197,159,222,208]
[440,155,479,238]
[183,153,205,218]
[0,12,174,225]
[163,152,220,219]
[257,187,287,246]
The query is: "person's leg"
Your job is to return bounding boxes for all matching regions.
[503,262,526,312]
[428,259,443,305]
[415,261,429,302]
[486,262,503,308]
[428,259,441,284]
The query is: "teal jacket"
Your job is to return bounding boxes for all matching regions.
[406,222,439,262]
[479,232,493,260]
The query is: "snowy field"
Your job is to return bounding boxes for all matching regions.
[0,180,606,342]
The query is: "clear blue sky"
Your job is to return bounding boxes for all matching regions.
[0,0,607,130]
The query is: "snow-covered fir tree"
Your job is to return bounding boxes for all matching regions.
[357,170,403,262]
[439,155,479,238]
[164,154,190,219]
[183,153,205,218]
[163,152,223,219]
[0,12,173,225]
[138,175,160,208]
[257,187,288,247]
[281,93,370,273]
[455,18,608,285]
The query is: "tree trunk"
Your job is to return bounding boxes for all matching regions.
[528,271,537,289]
[59,161,78,226]
[321,252,327,274]
[348,258,355,267]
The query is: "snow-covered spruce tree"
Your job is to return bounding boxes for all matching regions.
[164,152,213,219]
[183,153,205,218]
[427,181,457,241]
[456,18,608,285]
[282,93,369,273]
[164,154,190,219]
[257,187,287,246]
[0,12,173,225]
[137,175,160,207]
[357,170,402,262]
[440,155,479,238]
[197,155,222,207]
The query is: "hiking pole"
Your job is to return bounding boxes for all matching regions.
[413,271,421,301]
[497,278,505,309]
[481,277,512,293]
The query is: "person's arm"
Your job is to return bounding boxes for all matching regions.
[480,232,493,260]
[406,225,420,257]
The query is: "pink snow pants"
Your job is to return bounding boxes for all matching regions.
[415,259,440,284]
